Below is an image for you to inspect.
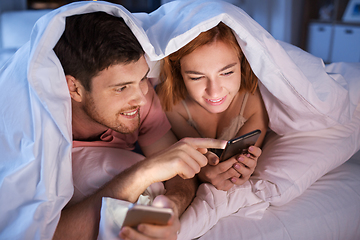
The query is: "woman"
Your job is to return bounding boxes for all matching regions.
[157,22,269,191]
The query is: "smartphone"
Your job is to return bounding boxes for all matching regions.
[122,204,174,228]
[210,129,261,162]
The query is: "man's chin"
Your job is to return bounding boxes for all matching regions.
[110,113,141,134]
[112,123,140,134]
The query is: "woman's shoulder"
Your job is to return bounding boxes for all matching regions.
[244,88,266,118]
[166,99,188,120]
[247,87,263,105]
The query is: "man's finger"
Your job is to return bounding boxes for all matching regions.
[152,195,174,209]
[119,226,143,240]
[182,137,227,150]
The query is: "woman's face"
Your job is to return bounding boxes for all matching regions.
[180,40,241,114]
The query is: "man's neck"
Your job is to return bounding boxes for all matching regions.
[71,103,107,142]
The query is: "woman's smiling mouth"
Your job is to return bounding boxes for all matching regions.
[205,96,226,106]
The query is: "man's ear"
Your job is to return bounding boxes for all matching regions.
[66,75,84,103]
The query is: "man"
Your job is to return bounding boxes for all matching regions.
[51,11,225,239]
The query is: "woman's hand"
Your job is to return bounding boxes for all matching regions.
[198,146,261,191]
[230,146,262,185]
[197,151,239,191]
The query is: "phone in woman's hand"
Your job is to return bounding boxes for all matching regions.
[209,129,261,162]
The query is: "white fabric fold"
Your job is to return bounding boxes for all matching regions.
[178,182,269,240]
[250,103,360,206]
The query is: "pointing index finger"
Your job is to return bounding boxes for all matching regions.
[182,137,227,150]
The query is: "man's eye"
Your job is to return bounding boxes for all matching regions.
[116,86,126,92]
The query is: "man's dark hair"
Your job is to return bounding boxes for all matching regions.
[54,11,145,91]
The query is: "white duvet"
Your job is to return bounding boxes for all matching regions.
[0,1,359,239]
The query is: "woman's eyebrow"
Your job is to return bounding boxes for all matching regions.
[219,63,237,72]
[184,63,237,75]
[184,70,204,75]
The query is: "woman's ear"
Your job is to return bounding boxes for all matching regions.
[66,75,84,103]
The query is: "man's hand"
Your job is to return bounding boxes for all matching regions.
[142,137,227,184]
[119,195,180,240]
[198,146,262,191]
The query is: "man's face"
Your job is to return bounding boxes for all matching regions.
[82,56,149,134]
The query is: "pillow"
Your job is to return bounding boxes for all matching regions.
[251,103,360,206]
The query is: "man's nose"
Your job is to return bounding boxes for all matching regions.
[129,84,148,106]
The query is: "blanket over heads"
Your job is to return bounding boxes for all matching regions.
[0,0,359,239]
[137,0,360,134]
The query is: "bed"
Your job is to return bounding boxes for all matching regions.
[199,152,360,240]
[0,1,359,239]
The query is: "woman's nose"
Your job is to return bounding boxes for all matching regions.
[206,78,222,97]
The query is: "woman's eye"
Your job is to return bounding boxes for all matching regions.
[190,76,202,81]
[222,71,234,76]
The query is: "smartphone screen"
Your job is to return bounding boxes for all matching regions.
[122,204,173,228]
[210,129,261,162]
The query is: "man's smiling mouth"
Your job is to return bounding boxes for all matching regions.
[120,108,139,116]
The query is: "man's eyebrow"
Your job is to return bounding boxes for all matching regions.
[108,68,150,87]
[142,68,150,80]
[184,63,238,75]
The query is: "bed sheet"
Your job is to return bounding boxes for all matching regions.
[199,155,360,240]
